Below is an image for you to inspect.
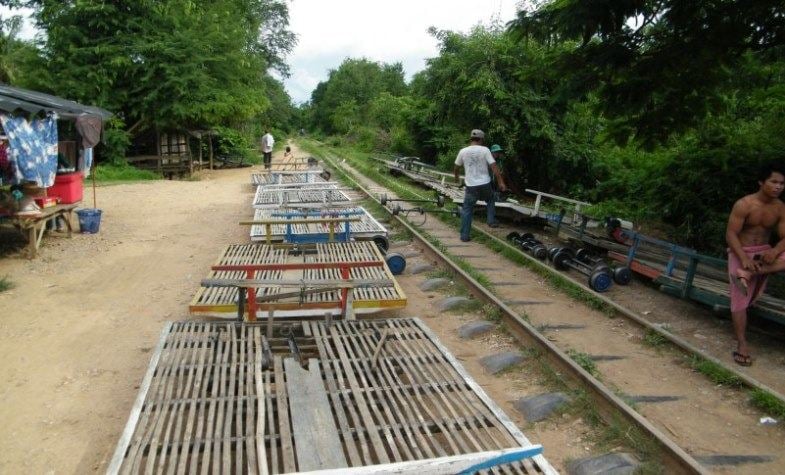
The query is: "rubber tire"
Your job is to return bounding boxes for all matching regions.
[592,263,612,275]
[589,271,613,292]
[506,231,521,241]
[372,235,389,254]
[613,266,632,285]
[576,248,591,262]
[385,253,407,275]
[553,251,572,271]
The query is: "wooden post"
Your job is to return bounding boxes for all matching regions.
[156,131,162,175]
[532,193,542,216]
[198,134,203,169]
[208,133,214,170]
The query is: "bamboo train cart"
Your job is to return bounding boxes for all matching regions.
[251,170,328,186]
[380,156,599,225]
[246,208,390,252]
[189,241,407,320]
[252,183,352,209]
[267,156,320,171]
[559,219,785,325]
[107,318,554,474]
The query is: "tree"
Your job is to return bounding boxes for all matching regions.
[508,0,785,146]
[408,25,599,193]
[2,0,297,159]
[308,58,408,134]
[0,13,43,86]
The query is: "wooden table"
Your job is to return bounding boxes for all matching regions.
[13,203,78,257]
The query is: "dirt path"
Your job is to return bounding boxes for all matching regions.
[0,167,252,473]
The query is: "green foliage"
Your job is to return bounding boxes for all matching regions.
[509,0,785,146]
[642,329,668,349]
[309,58,408,136]
[749,389,785,419]
[6,0,297,163]
[212,125,257,163]
[93,163,159,182]
[688,355,743,387]
[100,118,132,165]
[0,14,44,86]
[567,349,599,378]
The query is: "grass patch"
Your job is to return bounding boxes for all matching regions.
[642,329,668,348]
[482,303,503,323]
[0,276,13,293]
[688,355,743,387]
[94,163,160,183]
[749,389,785,419]
[426,268,453,280]
[567,349,600,378]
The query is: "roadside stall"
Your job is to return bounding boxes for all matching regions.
[0,85,112,257]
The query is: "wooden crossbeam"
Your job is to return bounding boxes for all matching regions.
[200,278,394,289]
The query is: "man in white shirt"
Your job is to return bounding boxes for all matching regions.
[261,130,274,169]
[453,129,507,241]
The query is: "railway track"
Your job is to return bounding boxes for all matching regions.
[306,143,785,474]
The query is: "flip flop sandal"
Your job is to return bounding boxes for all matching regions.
[732,351,753,366]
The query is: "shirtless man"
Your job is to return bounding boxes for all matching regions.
[726,163,785,365]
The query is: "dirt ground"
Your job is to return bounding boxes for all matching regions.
[0,167,251,473]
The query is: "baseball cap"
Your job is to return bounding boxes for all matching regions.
[470,129,485,139]
[490,144,502,153]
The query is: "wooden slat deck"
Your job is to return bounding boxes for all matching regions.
[108,318,555,474]
[190,242,406,318]
[251,172,326,186]
[249,207,387,242]
[253,185,352,209]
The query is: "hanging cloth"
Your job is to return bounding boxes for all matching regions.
[81,147,93,177]
[0,113,58,187]
[75,114,102,148]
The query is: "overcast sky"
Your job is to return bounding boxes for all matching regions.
[2,1,524,104]
[284,0,522,103]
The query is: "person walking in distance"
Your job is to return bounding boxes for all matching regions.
[453,129,507,242]
[261,130,274,170]
[489,143,505,209]
[726,162,785,365]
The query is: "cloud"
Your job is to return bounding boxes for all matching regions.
[284,0,521,102]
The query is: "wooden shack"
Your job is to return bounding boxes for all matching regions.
[126,129,200,178]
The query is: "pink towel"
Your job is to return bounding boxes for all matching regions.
[727,244,785,312]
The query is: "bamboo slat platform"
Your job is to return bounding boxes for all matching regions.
[382,159,580,224]
[252,185,352,209]
[249,207,387,243]
[190,242,406,319]
[251,171,327,186]
[108,318,555,474]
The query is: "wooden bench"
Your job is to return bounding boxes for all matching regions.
[11,203,78,257]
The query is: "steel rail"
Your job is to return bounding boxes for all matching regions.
[324,148,785,409]
[319,150,708,474]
